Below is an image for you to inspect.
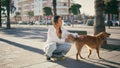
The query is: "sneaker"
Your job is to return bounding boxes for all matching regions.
[46,56,51,61]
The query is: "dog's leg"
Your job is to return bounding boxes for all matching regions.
[78,47,84,59]
[96,48,101,59]
[88,49,92,58]
[76,48,83,61]
[76,43,80,61]
[76,51,79,61]
[76,45,83,60]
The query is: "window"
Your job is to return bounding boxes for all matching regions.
[18,7,21,10]
[63,3,67,6]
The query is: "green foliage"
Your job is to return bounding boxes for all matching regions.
[43,7,52,16]
[15,12,21,16]
[0,0,11,28]
[69,4,81,15]
[27,11,34,17]
[0,0,6,7]
[1,0,6,14]
[104,0,119,14]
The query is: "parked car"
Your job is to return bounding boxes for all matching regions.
[104,20,108,25]
[47,20,52,25]
[39,20,46,25]
[105,20,119,26]
[34,21,41,25]
[86,19,94,26]
[112,20,120,26]
[18,21,23,24]
[18,21,29,25]
[107,20,113,26]
[74,20,83,24]
[2,21,6,24]
[62,20,71,26]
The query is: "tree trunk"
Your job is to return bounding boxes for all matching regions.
[110,14,112,20]
[94,0,107,48]
[108,13,110,20]
[0,1,2,27]
[29,16,30,24]
[6,0,11,29]
[53,0,57,16]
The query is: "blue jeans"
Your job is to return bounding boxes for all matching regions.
[44,42,71,57]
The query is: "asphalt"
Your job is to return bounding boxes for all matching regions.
[0,24,120,68]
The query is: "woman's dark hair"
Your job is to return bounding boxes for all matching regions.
[53,15,62,34]
[53,16,60,24]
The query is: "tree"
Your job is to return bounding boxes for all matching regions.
[104,0,119,20]
[69,3,81,27]
[43,7,52,25]
[27,11,34,25]
[43,7,52,16]
[94,0,106,48]
[0,1,2,27]
[69,4,81,15]
[0,0,6,27]
[52,0,57,16]
[6,0,11,29]
[14,12,21,24]
[0,0,16,28]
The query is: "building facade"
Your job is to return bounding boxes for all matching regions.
[11,0,73,22]
[17,0,34,22]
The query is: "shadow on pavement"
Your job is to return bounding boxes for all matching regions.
[50,57,114,68]
[84,58,120,68]
[0,38,44,55]
[0,27,48,42]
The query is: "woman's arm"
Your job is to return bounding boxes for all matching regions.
[63,28,79,38]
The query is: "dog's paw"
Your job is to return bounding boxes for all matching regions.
[76,58,79,61]
[80,57,84,59]
[88,56,90,58]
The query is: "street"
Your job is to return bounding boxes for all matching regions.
[0,24,120,68]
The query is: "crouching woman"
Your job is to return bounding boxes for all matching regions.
[44,16,78,61]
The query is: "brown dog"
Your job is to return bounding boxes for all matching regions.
[67,32,111,60]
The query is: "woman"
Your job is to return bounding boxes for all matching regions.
[44,16,78,61]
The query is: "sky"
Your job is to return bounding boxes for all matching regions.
[74,0,95,16]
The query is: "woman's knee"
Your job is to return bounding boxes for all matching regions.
[49,42,57,50]
[65,43,71,48]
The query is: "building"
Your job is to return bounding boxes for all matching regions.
[18,0,34,22]
[34,0,73,21]
[11,0,73,22]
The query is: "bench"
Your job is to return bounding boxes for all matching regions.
[68,30,87,35]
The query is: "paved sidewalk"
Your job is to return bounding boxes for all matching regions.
[0,25,120,68]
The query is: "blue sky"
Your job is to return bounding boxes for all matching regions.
[74,0,95,16]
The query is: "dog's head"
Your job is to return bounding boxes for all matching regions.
[100,32,111,37]
[96,32,111,40]
[66,34,76,42]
